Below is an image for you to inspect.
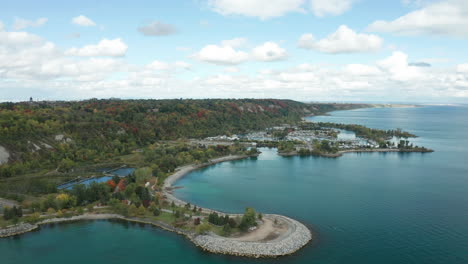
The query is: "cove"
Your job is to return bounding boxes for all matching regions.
[174,105,468,264]
[2,105,468,264]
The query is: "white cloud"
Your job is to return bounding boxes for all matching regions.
[224,66,240,73]
[310,0,355,17]
[147,61,170,71]
[377,51,424,81]
[221,37,247,48]
[367,0,468,37]
[147,60,191,71]
[1,25,467,102]
[345,64,382,76]
[174,61,191,69]
[12,17,48,30]
[252,42,287,61]
[193,44,249,65]
[72,15,96,27]
[65,38,128,57]
[138,21,177,36]
[0,31,43,46]
[0,21,4,31]
[457,63,468,73]
[298,25,383,54]
[279,72,318,82]
[207,0,306,20]
[0,29,126,83]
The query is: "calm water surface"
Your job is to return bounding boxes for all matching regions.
[2,106,468,264]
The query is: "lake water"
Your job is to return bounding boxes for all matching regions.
[2,106,468,264]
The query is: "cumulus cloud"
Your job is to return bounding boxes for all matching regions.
[207,0,306,20]
[345,64,382,75]
[223,66,240,73]
[188,50,468,101]
[298,25,383,54]
[377,51,425,81]
[221,37,247,48]
[408,62,431,67]
[0,28,195,100]
[1,25,466,102]
[310,0,355,17]
[72,15,96,27]
[138,21,177,36]
[252,42,287,61]
[0,21,4,31]
[12,17,48,30]
[193,44,249,65]
[0,31,43,47]
[457,63,468,73]
[367,0,468,37]
[147,60,191,71]
[0,29,125,83]
[65,38,128,57]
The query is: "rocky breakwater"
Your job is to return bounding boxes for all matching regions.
[192,214,312,258]
[0,223,38,238]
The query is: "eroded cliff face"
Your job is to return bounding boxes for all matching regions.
[0,146,9,165]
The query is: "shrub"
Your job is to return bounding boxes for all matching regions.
[196,223,211,234]
[153,208,161,216]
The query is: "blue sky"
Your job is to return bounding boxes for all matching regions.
[1,0,467,103]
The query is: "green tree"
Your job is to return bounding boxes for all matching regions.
[222,224,232,236]
[196,223,211,234]
[239,207,257,231]
[134,167,152,185]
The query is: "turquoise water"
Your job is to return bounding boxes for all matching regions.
[58,168,135,190]
[2,106,468,264]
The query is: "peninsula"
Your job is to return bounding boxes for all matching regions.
[0,99,432,258]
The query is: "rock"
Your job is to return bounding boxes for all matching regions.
[0,223,37,238]
[192,214,312,257]
[0,145,10,165]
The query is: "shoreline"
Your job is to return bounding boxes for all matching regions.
[162,153,312,257]
[279,148,434,158]
[1,153,312,258]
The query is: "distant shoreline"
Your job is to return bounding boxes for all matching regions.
[279,148,434,158]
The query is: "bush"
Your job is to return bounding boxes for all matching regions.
[3,206,23,220]
[195,223,211,234]
[222,224,232,236]
[153,208,161,216]
[228,217,238,228]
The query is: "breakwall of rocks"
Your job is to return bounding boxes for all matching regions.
[192,214,312,258]
[0,223,38,238]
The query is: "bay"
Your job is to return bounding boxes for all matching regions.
[2,105,468,264]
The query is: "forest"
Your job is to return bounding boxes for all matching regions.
[0,99,367,179]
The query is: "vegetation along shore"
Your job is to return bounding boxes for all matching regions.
[0,99,431,258]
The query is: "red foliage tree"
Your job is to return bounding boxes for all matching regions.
[117,179,126,192]
[106,180,117,190]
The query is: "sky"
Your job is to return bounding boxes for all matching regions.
[1,0,468,103]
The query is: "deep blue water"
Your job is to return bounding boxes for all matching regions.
[2,106,468,264]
